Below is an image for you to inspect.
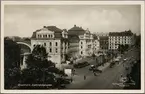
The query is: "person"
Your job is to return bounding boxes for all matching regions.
[121,74,123,77]
[84,75,86,80]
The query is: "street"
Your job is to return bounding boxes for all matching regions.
[66,47,140,89]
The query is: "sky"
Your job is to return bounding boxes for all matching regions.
[4,5,141,37]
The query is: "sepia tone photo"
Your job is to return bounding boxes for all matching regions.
[1,1,144,93]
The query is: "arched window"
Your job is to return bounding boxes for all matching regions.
[44,43,46,46]
[50,42,52,46]
[81,51,83,54]
[50,48,52,53]
[56,42,58,46]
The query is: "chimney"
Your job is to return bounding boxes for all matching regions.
[74,25,76,27]
[43,26,46,28]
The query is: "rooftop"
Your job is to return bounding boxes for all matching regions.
[31,26,63,39]
[109,30,133,36]
[68,25,86,36]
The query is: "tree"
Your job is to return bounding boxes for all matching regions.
[118,44,129,54]
[20,45,67,89]
[4,38,21,89]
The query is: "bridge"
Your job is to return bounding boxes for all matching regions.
[17,41,32,70]
[17,41,32,52]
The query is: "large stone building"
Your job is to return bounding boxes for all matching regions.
[68,25,99,59]
[108,30,134,50]
[93,35,100,56]
[99,36,109,52]
[31,26,68,68]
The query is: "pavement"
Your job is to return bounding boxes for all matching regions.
[65,47,140,89]
[65,56,112,89]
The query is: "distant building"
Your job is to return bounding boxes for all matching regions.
[5,36,22,42]
[99,36,109,52]
[108,30,134,50]
[31,26,68,68]
[93,34,100,55]
[79,28,94,57]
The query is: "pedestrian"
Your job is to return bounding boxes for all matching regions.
[84,75,86,80]
[121,74,123,77]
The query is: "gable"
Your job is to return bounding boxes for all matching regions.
[37,28,54,34]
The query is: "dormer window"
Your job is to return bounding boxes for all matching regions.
[51,35,53,38]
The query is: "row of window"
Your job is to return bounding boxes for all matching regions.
[109,41,130,44]
[42,42,58,46]
[109,36,131,38]
[37,34,54,38]
[109,46,118,49]
[48,48,58,53]
[109,39,131,41]
[33,45,58,53]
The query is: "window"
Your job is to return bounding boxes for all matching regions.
[81,46,83,49]
[33,44,35,47]
[40,35,42,38]
[44,43,46,46]
[81,51,83,54]
[51,35,53,38]
[49,35,51,38]
[81,42,83,44]
[56,42,58,46]
[38,35,40,38]
[56,48,58,53]
[50,42,52,46]
[50,48,52,53]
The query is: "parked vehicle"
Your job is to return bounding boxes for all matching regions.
[89,66,102,73]
[73,61,90,68]
[110,62,116,68]
[123,58,127,61]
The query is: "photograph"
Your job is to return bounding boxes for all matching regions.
[1,1,144,93]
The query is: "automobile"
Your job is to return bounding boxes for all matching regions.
[109,62,115,68]
[120,77,128,83]
[89,66,102,73]
[93,68,102,73]
[73,61,90,68]
[123,58,127,61]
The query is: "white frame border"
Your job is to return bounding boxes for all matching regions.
[1,1,144,93]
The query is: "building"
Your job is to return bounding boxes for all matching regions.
[68,25,94,59]
[99,36,109,52]
[108,30,134,50]
[31,26,68,68]
[93,34,100,56]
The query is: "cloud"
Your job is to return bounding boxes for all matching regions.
[4,5,140,37]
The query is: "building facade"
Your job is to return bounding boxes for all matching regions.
[68,25,95,59]
[99,36,109,52]
[93,35,100,56]
[108,30,134,50]
[31,26,68,68]
[79,28,94,57]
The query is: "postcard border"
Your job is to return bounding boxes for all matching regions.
[1,1,144,93]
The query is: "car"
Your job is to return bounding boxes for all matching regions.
[109,62,115,68]
[73,61,90,68]
[123,58,127,61]
[93,68,102,73]
[89,66,102,73]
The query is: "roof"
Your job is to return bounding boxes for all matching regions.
[31,26,63,39]
[109,30,133,36]
[45,26,63,33]
[68,25,86,36]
